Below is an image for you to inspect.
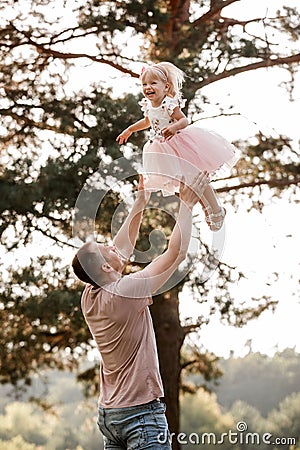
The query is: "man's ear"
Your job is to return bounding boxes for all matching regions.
[102,263,113,273]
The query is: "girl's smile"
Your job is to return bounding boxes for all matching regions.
[142,77,169,107]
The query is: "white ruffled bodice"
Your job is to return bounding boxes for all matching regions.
[139,95,186,142]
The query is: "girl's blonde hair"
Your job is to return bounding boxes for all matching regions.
[141,61,185,99]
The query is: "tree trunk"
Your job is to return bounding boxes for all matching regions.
[150,288,185,450]
[150,0,190,60]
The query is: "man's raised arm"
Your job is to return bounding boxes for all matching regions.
[144,172,209,294]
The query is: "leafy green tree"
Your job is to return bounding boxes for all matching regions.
[229,392,300,450]
[0,396,103,450]
[268,392,300,448]
[230,399,269,449]
[0,436,39,450]
[180,390,235,449]
[0,402,51,445]
[211,350,300,416]
[0,0,299,444]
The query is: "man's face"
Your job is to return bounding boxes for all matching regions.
[97,244,124,273]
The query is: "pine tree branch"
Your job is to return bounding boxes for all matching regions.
[197,53,300,89]
[0,108,91,136]
[49,27,98,45]
[8,23,139,78]
[34,42,139,78]
[216,177,300,193]
[181,359,198,370]
[182,321,205,336]
[193,0,240,26]
[0,109,65,134]
[33,223,76,248]
[217,17,268,28]
[190,112,241,123]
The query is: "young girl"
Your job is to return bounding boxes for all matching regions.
[116,61,239,231]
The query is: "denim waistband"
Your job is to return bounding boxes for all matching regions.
[145,397,164,406]
[98,398,165,415]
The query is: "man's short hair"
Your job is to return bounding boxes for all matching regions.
[72,242,104,287]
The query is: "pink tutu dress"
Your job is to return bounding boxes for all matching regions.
[139,96,239,196]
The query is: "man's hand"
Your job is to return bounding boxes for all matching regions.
[179,171,209,209]
[140,170,209,294]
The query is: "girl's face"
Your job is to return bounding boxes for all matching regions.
[141,72,169,107]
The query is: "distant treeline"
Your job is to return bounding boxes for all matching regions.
[180,348,300,449]
[212,348,300,416]
[0,348,299,449]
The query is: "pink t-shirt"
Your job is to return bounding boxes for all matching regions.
[81,270,164,408]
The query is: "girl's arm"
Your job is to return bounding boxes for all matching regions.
[116,117,150,144]
[162,106,189,140]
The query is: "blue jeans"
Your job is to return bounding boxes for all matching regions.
[97,399,172,449]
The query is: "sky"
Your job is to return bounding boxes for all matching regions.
[177,30,300,356]
[180,197,300,357]
[3,0,300,359]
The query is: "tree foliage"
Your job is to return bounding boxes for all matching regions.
[0,436,40,450]
[0,0,299,441]
[212,349,300,416]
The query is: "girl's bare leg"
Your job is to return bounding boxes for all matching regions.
[201,183,221,214]
[200,183,226,231]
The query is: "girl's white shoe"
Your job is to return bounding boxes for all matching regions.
[204,206,226,231]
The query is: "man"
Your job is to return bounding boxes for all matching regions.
[72,172,208,449]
